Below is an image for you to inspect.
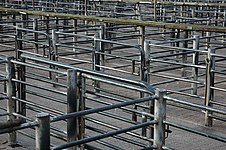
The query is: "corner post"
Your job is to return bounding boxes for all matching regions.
[204,48,215,126]
[192,35,200,95]
[33,18,39,54]
[141,41,152,136]
[67,69,79,150]
[35,113,50,150]
[154,89,166,150]
[6,57,17,146]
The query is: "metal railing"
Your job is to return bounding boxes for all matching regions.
[1,55,226,149]
[0,2,226,149]
[0,54,168,149]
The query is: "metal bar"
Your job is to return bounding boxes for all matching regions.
[20,53,153,89]
[12,97,64,116]
[0,119,22,130]
[0,121,38,134]
[52,120,157,150]
[204,48,215,126]
[165,96,226,115]
[35,113,50,150]
[0,77,7,81]
[165,121,226,143]
[84,94,155,118]
[11,59,67,75]
[85,125,147,148]
[150,58,206,69]
[151,73,203,84]
[150,44,207,54]
[0,96,8,100]
[6,57,17,146]
[26,90,66,104]
[154,89,166,149]
[87,88,149,110]
[82,73,154,94]
[86,117,153,142]
[51,96,157,122]
[12,79,67,95]
[67,69,78,150]
[25,73,66,88]
[192,35,200,95]
[84,134,124,150]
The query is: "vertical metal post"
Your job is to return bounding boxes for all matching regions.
[35,113,50,150]
[174,29,180,62]
[135,3,141,20]
[104,22,112,55]
[214,9,218,26]
[176,29,180,48]
[19,57,26,121]
[0,14,2,32]
[161,8,166,37]
[78,0,82,15]
[180,5,183,17]
[170,16,176,52]
[206,32,211,50]
[154,0,157,20]
[204,48,215,127]
[154,89,166,150]
[223,11,226,27]
[191,9,195,18]
[93,34,101,93]
[159,5,163,21]
[33,19,39,54]
[73,19,77,56]
[163,8,166,22]
[144,41,150,84]
[139,26,145,49]
[79,75,86,150]
[32,0,34,9]
[63,18,68,34]
[67,69,79,150]
[16,27,22,60]
[21,12,27,29]
[139,26,145,83]
[173,7,176,18]
[84,0,88,16]
[132,27,145,121]
[55,16,59,31]
[15,28,26,121]
[100,26,105,71]
[50,30,58,86]
[142,41,153,137]
[192,35,200,95]
[6,57,17,146]
[206,20,211,50]
[93,33,100,72]
[12,13,16,26]
[52,30,58,61]
[181,30,188,77]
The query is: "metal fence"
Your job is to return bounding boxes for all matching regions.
[1,54,226,149]
[0,54,167,149]
[0,1,226,149]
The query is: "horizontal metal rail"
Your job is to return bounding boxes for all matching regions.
[20,53,153,91]
[165,96,226,116]
[165,121,226,143]
[51,95,157,122]
[52,120,158,150]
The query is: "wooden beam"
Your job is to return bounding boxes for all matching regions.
[0,7,226,32]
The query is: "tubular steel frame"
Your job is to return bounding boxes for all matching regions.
[0,1,226,149]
